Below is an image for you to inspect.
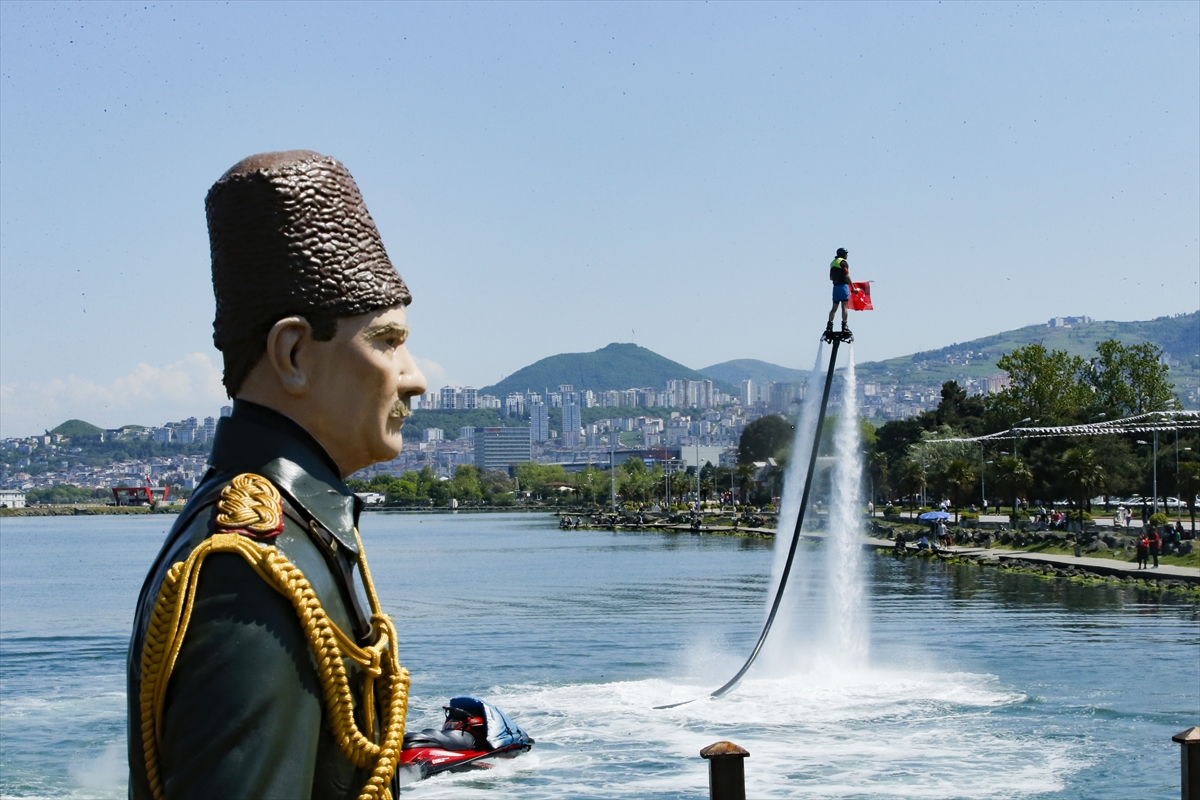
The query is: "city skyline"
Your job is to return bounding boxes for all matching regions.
[2,2,1197,437]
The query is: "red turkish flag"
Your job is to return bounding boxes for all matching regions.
[848,281,873,311]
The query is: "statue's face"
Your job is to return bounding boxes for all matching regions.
[303,305,426,476]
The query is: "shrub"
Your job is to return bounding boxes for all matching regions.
[1149,512,1170,526]
[960,512,979,521]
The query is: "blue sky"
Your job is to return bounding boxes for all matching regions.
[1,1,1197,436]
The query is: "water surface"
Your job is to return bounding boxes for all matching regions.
[1,512,1196,798]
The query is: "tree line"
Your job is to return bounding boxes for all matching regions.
[737,339,1199,527]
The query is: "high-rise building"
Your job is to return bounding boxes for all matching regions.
[530,402,549,442]
[474,427,532,472]
[666,380,687,408]
[423,428,444,442]
[220,405,233,417]
[202,416,218,441]
[461,387,478,410]
[459,427,476,441]
[503,393,525,418]
[562,402,581,449]
[741,379,755,407]
[440,386,461,410]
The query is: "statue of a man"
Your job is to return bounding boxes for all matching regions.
[127,151,427,800]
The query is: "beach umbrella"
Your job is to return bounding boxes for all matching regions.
[918,511,952,521]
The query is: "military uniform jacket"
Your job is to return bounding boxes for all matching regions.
[127,401,380,800]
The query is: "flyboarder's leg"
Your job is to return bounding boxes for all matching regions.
[826,302,837,332]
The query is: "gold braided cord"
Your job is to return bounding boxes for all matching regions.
[139,530,408,800]
[214,473,284,534]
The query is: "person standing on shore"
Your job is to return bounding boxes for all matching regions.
[1136,532,1149,569]
[1150,527,1161,568]
[826,247,853,335]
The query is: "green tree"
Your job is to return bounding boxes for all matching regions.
[737,415,794,464]
[1087,339,1180,416]
[618,457,656,503]
[865,451,888,510]
[986,344,1091,428]
[448,465,483,503]
[1178,461,1200,533]
[895,459,926,514]
[942,458,977,522]
[1060,447,1105,522]
[513,462,569,499]
[993,455,1033,526]
[934,381,986,436]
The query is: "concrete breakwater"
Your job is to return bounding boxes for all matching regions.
[0,504,179,517]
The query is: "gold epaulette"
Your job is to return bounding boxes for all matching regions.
[138,473,407,800]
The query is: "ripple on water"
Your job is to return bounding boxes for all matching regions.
[401,667,1074,799]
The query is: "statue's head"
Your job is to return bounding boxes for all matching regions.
[207,151,426,476]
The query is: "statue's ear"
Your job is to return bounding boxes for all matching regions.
[264,316,313,396]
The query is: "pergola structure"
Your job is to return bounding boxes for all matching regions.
[925,410,1200,444]
[924,410,1200,517]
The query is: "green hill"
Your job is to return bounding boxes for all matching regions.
[855,312,1199,405]
[699,358,809,385]
[48,419,104,437]
[480,342,737,397]
[696,313,1198,407]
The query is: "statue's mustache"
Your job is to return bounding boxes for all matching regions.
[388,398,412,420]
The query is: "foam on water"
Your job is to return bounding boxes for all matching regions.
[402,667,1071,799]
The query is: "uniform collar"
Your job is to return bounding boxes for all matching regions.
[210,400,362,555]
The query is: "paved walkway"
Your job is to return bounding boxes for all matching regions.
[575,519,1199,584]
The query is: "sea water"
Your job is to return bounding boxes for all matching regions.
[1,512,1197,798]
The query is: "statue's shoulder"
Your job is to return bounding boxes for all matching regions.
[211,472,285,540]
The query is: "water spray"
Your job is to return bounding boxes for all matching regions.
[655,328,852,710]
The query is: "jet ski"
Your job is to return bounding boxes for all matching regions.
[399,696,535,781]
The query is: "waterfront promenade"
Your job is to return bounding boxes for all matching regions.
[638,518,1200,586]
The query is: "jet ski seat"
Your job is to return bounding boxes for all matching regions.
[402,728,480,752]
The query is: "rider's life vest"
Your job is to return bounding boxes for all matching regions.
[829,257,849,284]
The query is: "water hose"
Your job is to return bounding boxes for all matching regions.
[655,331,847,709]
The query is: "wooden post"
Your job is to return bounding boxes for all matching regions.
[700,741,749,800]
[1174,727,1200,800]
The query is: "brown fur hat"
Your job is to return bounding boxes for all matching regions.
[206,150,410,350]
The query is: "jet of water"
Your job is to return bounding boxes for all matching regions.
[824,345,867,666]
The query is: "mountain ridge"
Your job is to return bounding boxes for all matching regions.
[700,312,1198,406]
[479,342,739,398]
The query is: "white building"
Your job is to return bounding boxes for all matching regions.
[530,402,549,443]
[0,489,26,508]
[562,402,581,449]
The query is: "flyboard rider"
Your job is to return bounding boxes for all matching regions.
[127,151,427,800]
[825,246,856,338]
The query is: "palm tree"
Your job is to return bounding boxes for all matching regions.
[735,462,756,507]
[1178,461,1200,533]
[866,451,889,514]
[994,455,1033,527]
[943,458,977,524]
[1061,447,1105,529]
[896,459,926,518]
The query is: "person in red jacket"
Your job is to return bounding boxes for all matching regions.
[1150,528,1161,568]
[1136,532,1149,569]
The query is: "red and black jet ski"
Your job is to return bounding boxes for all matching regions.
[399,696,534,781]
